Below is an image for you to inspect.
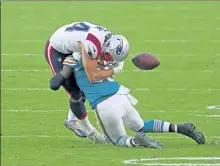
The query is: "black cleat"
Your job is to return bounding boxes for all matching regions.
[134,131,164,148]
[177,123,205,144]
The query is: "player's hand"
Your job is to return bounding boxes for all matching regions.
[113,61,124,74]
[63,55,77,68]
[72,52,82,61]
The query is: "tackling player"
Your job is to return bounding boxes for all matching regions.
[44,21,119,143]
[51,33,205,148]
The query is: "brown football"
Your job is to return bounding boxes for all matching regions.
[132,53,160,70]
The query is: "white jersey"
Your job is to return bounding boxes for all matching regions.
[49,22,112,58]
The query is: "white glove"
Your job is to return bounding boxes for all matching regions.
[63,55,76,68]
[72,52,82,61]
[113,61,124,74]
[63,52,82,68]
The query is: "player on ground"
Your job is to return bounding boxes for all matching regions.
[44,21,116,143]
[51,32,205,148]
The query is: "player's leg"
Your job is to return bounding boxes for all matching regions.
[62,77,92,132]
[123,101,205,145]
[95,96,136,147]
[118,89,205,145]
[44,41,86,137]
[142,120,205,144]
[45,42,107,143]
[96,94,162,148]
[61,72,108,143]
[119,95,163,148]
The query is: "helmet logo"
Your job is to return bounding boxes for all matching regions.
[115,38,124,55]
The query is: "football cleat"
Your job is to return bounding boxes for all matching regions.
[88,129,110,144]
[134,131,164,148]
[177,123,205,144]
[64,120,87,138]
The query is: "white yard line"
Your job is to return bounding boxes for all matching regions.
[196,115,220,117]
[123,164,220,166]
[1,53,42,56]
[1,88,51,91]
[1,88,220,91]
[2,53,220,57]
[1,69,217,73]
[1,109,200,113]
[161,28,220,31]
[4,6,216,11]
[4,109,220,119]
[9,39,220,43]
[207,105,220,110]
[144,40,220,43]
[1,69,50,72]
[123,157,220,166]
[16,27,220,31]
[1,135,220,139]
[0,53,198,56]
[1,109,68,112]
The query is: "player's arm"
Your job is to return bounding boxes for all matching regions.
[79,42,119,82]
[49,64,73,91]
[79,41,113,82]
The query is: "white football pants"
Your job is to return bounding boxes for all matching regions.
[95,86,144,144]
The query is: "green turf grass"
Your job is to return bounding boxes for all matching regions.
[1,2,220,166]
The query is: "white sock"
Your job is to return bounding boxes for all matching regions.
[67,109,78,121]
[80,116,95,134]
[163,122,170,132]
[163,121,177,132]
[174,124,177,132]
[116,136,136,147]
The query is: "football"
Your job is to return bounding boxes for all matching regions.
[132,53,160,70]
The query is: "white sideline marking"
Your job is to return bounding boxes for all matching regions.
[123,157,220,166]
[1,135,220,139]
[2,88,220,91]
[1,69,217,73]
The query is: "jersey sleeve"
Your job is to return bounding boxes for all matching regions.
[81,33,102,59]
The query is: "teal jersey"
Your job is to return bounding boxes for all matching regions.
[72,59,120,109]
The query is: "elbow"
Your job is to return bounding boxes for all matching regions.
[88,72,98,82]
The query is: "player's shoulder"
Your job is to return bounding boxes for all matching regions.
[83,23,112,58]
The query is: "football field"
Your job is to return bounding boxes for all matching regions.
[1,1,220,166]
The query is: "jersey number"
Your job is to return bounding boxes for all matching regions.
[65,23,90,32]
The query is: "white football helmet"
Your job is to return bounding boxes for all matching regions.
[102,35,130,62]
